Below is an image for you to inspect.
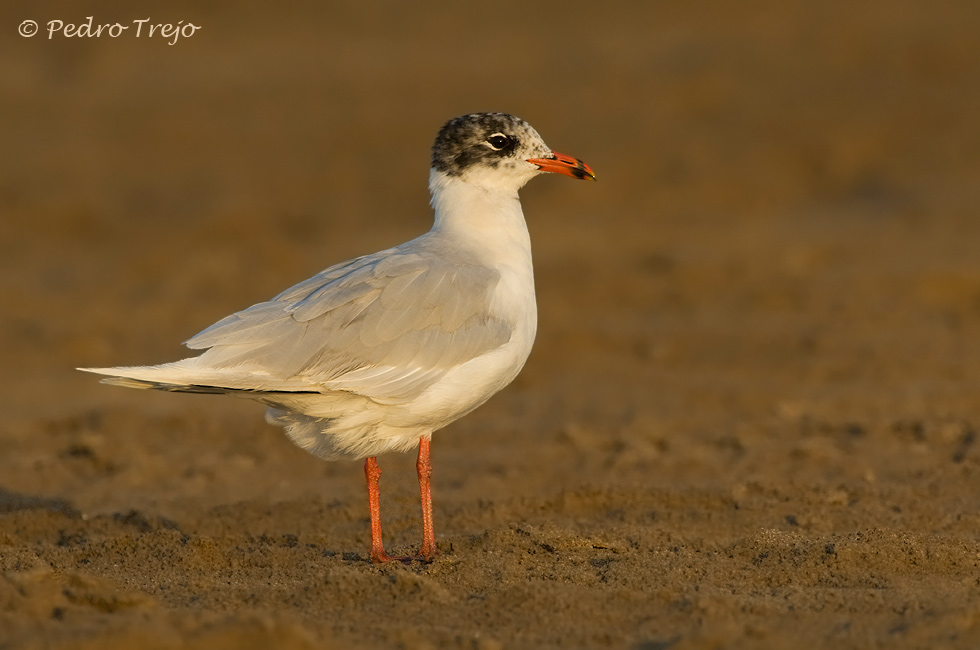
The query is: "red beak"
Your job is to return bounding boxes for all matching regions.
[527,150,596,181]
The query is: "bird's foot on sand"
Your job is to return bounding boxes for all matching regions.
[371,550,436,565]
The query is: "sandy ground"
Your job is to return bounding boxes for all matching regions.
[3,1,980,648]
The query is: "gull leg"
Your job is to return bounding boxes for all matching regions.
[417,437,436,560]
[364,456,390,563]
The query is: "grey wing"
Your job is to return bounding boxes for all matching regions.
[184,248,511,403]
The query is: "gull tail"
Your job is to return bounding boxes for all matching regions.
[78,362,247,395]
[78,361,319,395]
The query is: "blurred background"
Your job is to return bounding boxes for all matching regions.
[2,1,980,646]
[4,0,978,422]
[4,0,980,536]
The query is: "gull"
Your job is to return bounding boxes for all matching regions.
[80,113,595,563]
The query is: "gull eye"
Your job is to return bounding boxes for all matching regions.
[486,134,510,150]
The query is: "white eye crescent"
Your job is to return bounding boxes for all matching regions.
[486,133,510,150]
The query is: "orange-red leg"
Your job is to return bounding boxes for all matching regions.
[363,439,436,564]
[417,437,436,560]
[364,456,390,563]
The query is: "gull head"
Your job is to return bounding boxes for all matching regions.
[431,113,595,193]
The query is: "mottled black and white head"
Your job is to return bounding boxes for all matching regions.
[431,113,595,192]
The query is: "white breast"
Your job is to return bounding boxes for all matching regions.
[384,171,539,430]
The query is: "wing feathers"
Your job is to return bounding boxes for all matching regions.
[177,245,511,402]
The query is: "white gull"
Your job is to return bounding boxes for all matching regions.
[80,112,595,563]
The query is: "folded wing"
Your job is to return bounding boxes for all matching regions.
[182,247,511,403]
